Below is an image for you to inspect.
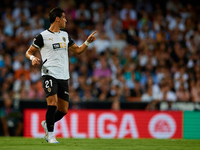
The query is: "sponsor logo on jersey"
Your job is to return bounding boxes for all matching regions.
[52,42,66,50]
[49,38,53,41]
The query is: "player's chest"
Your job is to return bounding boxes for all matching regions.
[45,35,69,50]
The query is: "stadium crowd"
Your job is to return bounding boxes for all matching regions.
[0,0,200,106]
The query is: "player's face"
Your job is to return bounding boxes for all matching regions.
[60,13,67,28]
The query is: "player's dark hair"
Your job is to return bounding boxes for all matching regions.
[49,7,65,23]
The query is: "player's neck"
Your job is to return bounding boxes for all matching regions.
[49,23,60,33]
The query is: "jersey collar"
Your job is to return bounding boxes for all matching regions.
[48,29,60,34]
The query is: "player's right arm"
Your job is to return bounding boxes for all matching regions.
[26,34,44,66]
[26,45,41,66]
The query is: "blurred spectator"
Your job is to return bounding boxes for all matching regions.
[128,81,143,102]
[136,0,153,13]
[168,14,185,32]
[12,1,30,20]
[137,11,152,31]
[176,83,190,102]
[123,63,138,89]
[0,65,14,96]
[120,2,137,30]
[124,24,139,45]
[138,45,157,67]
[138,23,154,40]
[12,53,28,72]
[141,85,159,111]
[173,65,189,90]
[92,32,110,54]
[152,11,166,32]
[95,77,110,101]
[77,75,87,98]
[13,74,30,99]
[30,66,40,83]
[93,54,112,82]
[111,99,120,111]
[2,7,15,36]
[69,61,79,89]
[141,85,158,102]
[27,81,45,100]
[90,0,103,11]
[82,84,94,101]
[28,5,45,30]
[0,93,23,136]
[75,3,91,28]
[191,79,200,102]
[154,26,170,42]
[145,77,160,95]
[166,0,182,14]
[14,62,30,80]
[76,3,91,20]
[92,6,106,24]
[109,33,127,54]
[104,14,122,41]
[157,82,177,102]
[109,83,123,101]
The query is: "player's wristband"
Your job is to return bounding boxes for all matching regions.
[30,55,34,60]
[84,41,90,46]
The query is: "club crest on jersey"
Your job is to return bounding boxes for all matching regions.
[62,37,66,42]
[47,87,51,92]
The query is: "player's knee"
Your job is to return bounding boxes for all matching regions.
[47,95,58,106]
[47,101,57,106]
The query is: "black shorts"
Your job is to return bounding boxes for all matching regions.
[41,75,69,101]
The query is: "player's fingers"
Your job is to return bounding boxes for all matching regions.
[36,61,40,64]
[91,31,97,36]
[34,61,40,65]
[33,59,40,65]
[91,37,95,41]
[36,58,40,63]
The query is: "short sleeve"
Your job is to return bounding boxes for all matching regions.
[68,35,75,47]
[32,34,44,49]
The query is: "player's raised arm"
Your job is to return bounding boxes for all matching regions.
[26,45,41,66]
[69,31,97,55]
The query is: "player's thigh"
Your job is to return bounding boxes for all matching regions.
[57,98,69,113]
[57,79,69,102]
[41,75,58,105]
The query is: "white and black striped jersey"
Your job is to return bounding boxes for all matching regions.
[32,29,75,80]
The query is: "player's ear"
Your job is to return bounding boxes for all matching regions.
[55,17,60,22]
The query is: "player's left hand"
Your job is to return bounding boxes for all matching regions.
[87,31,97,43]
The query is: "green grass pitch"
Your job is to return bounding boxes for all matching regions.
[0,137,200,150]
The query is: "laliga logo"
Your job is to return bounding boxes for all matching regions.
[148,113,176,139]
